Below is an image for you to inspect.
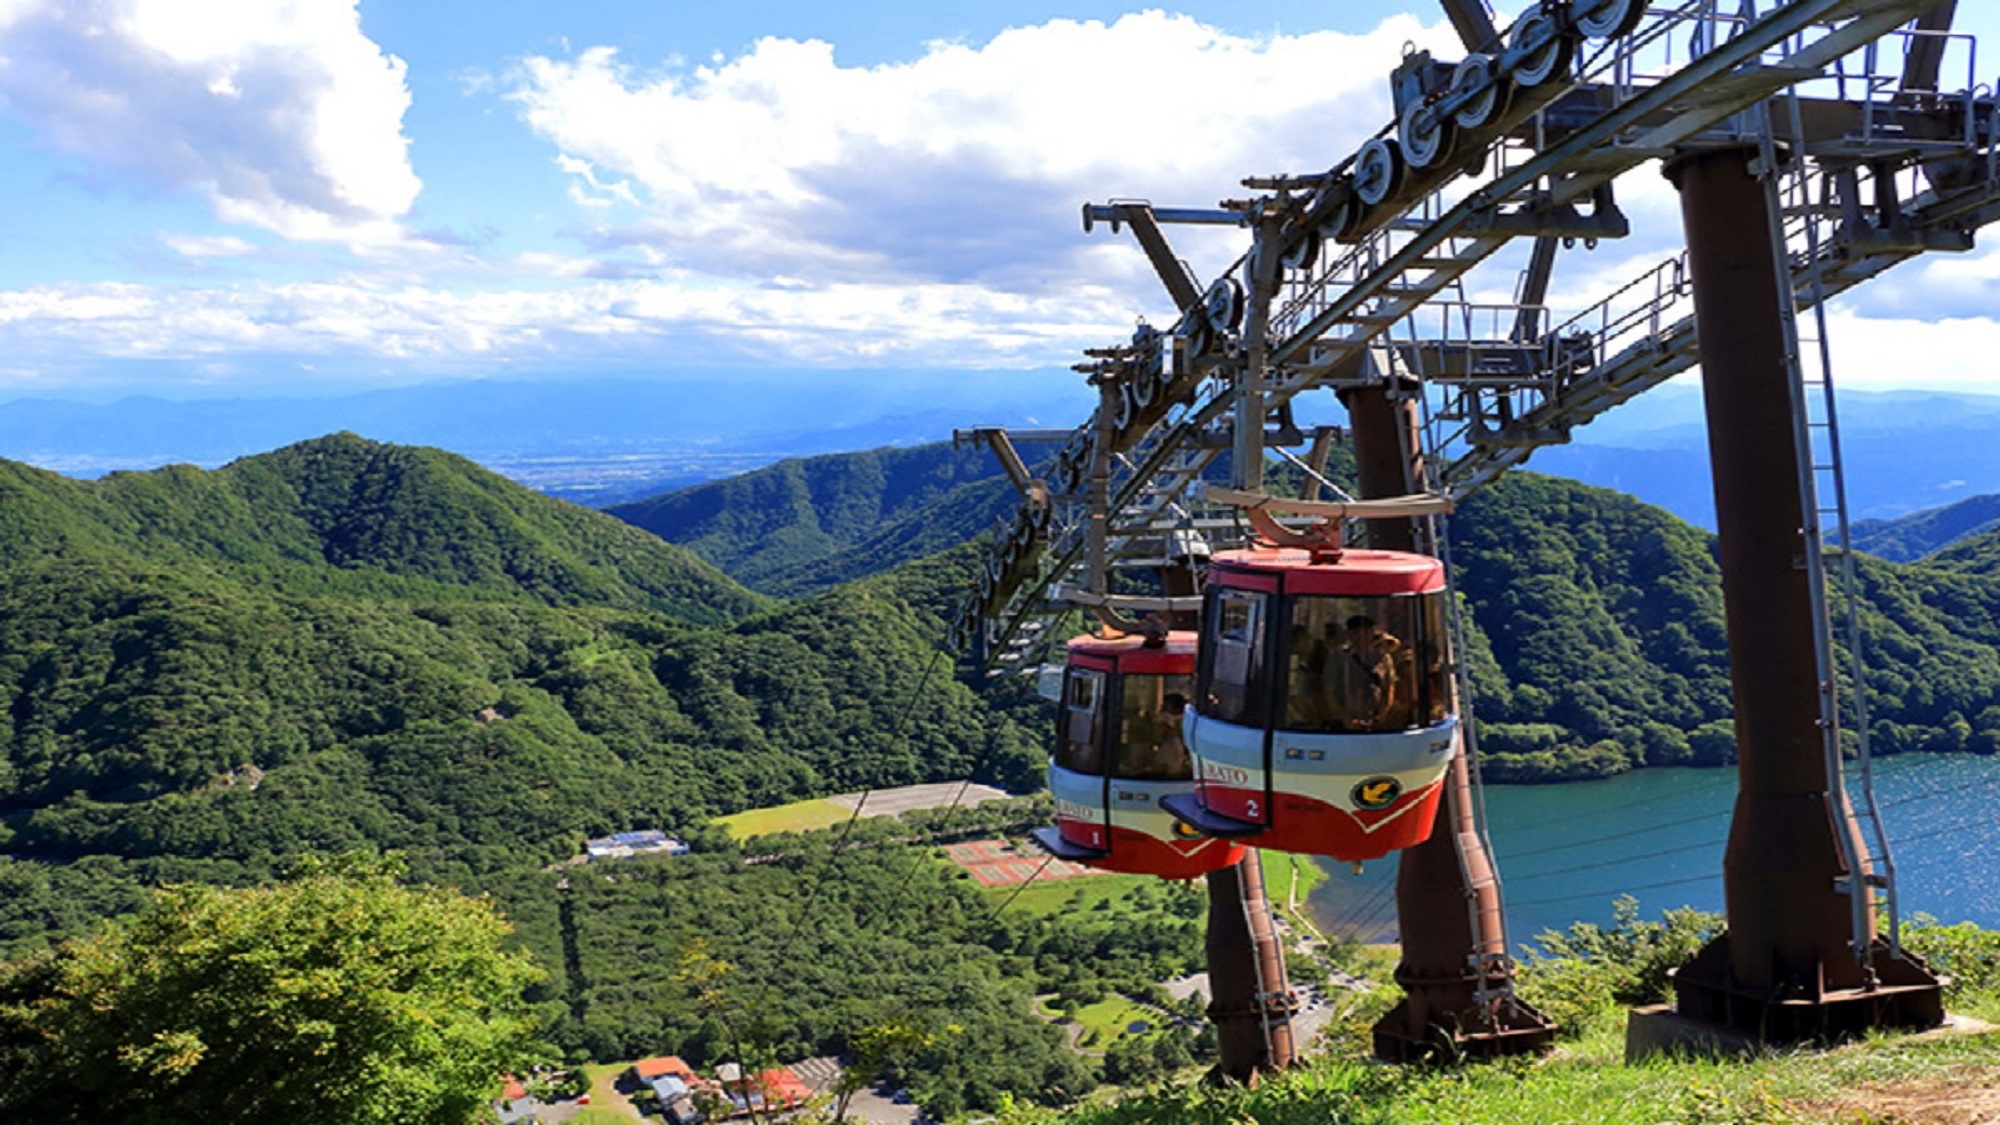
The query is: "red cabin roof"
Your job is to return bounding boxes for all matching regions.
[1208,547,1444,597]
[1066,630,1197,675]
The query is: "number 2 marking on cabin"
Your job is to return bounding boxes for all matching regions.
[1244,798,1260,819]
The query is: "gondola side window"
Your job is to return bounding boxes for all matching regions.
[1115,672,1196,780]
[1200,589,1267,726]
[1057,669,1105,775]
[1283,591,1450,732]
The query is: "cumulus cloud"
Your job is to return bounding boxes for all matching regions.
[0,0,420,247]
[509,12,1454,301]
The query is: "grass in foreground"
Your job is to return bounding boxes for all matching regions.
[997,908,2000,1125]
[999,1010,1999,1125]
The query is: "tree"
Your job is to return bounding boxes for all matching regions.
[0,854,544,1124]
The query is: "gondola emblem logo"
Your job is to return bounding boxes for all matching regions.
[1351,776,1402,810]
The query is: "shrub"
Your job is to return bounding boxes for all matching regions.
[1516,895,1722,1037]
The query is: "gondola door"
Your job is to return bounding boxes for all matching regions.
[1190,579,1281,832]
[1052,663,1112,853]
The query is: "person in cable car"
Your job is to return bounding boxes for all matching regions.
[1033,632,1245,879]
[1165,546,1459,861]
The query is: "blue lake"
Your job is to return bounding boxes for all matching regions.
[1305,753,2000,949]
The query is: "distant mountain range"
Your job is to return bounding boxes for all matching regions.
[0,374,1091,505]
[11,377,2000,524]
[1853,494,2000,562]
[1526,384,2000,528]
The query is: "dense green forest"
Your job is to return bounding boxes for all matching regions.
[606,441,1038,597]
[0,436,1046,954]
[480,803,1208,1118]
[5,431,2000,1117]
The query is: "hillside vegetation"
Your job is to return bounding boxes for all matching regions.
[4,431,2000,1120]
[0,432,765,624]
[0,436,1046,955]
[613,438,2000,780]
[1854,492,2000,562]
[607,441,1033,596]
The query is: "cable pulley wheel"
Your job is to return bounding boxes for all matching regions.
[1398,98,1454,170]
[1314,188,1358,244]
[1203,276,1244,335]
[1450,53,1509,131]
[1281,229,1320,273]
[1113,381,1137,432]
[1574,0,1646,41]
[1176,314,1212,361]
[1130,367,1158,408]
[1352,138,1405,207]
[1508,11,1575,88]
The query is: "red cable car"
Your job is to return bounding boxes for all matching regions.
[1031,631,1246,879]
[1161,546,1459,860]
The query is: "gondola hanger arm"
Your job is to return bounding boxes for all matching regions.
[1200,484,1454,520]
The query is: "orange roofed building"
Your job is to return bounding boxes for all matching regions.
[633,1056,699,1083]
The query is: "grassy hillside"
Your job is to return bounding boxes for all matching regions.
[991,906,2000,1125]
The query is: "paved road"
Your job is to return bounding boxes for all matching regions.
[827,782,1012,818]
[792,1055,919,1125]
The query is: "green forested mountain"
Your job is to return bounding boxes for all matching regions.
[606,441,1030,596]
[1853,493,2000,563]
[0,432,765,625]
[7,431,2000,1118]
[1448,473,1736,777]
[607,435,2000,779]
[1452,473,2000,774]
[0,438,1046,955]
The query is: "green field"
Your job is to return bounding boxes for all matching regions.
[1257,849,1327,909]
[986,872,1156,916]
[713,798,854,841]
[1068,995,1164,1047]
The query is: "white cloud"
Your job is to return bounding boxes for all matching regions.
[508,12,1455,302]
[0,0,420,248]
[1823,310,2000,394]
[0,273,1136,386]
[159,232,259,258]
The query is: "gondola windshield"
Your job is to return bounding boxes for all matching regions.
[1115,672,1194,780]
[1283,593,1449,733]
[1195,586,1450,734]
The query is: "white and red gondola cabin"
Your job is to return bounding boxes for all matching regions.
[1162,546,1459,860]
[1032,632,1246,879]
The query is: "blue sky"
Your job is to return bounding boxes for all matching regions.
[0,1,1995,405]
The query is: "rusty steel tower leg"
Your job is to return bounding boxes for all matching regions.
[1202,218,1297,1086]
[1348,382,1555,1062]
[1664,147,1942,1042]
[1204,852,1297,1083]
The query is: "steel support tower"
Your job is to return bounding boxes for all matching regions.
[1662,145,1944,1040]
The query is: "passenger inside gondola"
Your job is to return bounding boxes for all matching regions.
[1117,679,1195,780]
[1341,614,1401,729]
[1281,595,1444,734]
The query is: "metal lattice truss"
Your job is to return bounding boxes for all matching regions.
[956,0,1999,671]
